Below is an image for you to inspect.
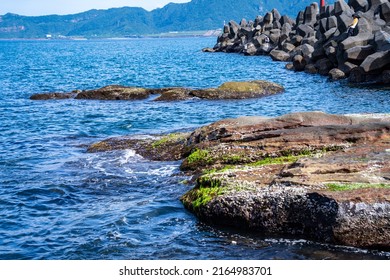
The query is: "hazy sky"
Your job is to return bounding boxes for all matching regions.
[0,0,191,16]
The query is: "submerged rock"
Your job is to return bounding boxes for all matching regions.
[190,80,284,99]
[30,81,284,102]
[30,85,150,101]
[153,88,192,101]
[75,85,150,100]
[30,92,78,100]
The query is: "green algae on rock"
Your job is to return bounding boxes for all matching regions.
[190,80,285,99]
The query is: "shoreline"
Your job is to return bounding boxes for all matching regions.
[0,30,221,41]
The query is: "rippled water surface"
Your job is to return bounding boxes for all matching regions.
[0,38,389,260]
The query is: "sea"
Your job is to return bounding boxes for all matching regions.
[0,37,389,260]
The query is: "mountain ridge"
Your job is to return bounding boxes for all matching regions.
[0,0,335,38]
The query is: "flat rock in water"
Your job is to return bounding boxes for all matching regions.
[30,92,77,100]
[30,80,284,101]
[190,80,284,99]
[75,85,150,100]
[153,88,192,101]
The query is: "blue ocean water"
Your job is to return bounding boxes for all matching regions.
[0,37,389,260]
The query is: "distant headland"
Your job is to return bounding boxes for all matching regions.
[0,0,332,39]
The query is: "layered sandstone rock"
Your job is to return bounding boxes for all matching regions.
[87,111,390,249]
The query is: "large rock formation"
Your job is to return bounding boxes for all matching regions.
[208,0,390,84]
[180,111,390,249]
[87,111,390,250]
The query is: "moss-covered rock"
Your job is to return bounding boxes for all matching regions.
[191,80,284,99]
[181,176,226,213]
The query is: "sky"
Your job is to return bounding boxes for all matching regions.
[0,0,191,16]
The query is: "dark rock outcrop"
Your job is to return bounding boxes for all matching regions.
[207,1,390,84]
[182,180,390,249]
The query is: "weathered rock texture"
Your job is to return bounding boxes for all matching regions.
[179,111,390,250]
[88,111,390,250]
[208,0,390,84]
[30,81,284,101]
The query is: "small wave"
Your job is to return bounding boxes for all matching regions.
[264,238,309,245]
[80,149,142,176]
[119,149,137,165]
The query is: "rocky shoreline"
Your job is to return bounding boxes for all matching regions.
[204,0,390,84]
[88,111,390,250]
[28,1,390,250]
[29,81,284,101]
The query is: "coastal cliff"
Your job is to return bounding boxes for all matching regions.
[88,112,390,250]
[205,0,390,84]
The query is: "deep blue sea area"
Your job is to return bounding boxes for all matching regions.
[0,37,389,260]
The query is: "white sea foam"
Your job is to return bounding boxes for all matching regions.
[119,149,137,165]
[138,165,177,177]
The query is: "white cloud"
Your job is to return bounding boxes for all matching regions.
[0,0,191,16]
